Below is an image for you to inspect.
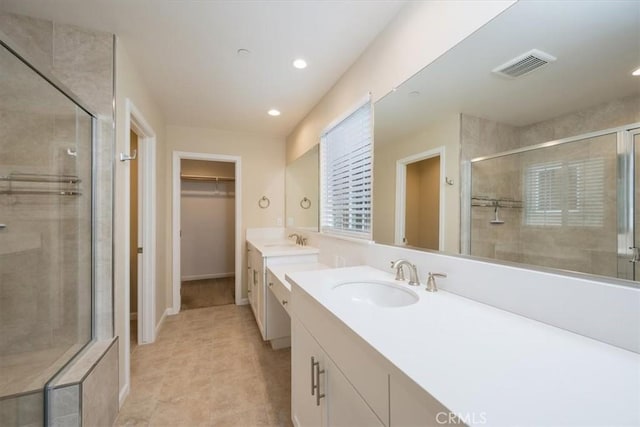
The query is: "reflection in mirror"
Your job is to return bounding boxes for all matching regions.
[286,145,319,231]
[373,0,639,282]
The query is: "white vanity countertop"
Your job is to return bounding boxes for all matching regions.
[247,238,320,257]
[287,265,640,426]
[267,263,329,292]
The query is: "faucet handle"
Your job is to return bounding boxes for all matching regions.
[426,272,447,292]
[390,260,405,281]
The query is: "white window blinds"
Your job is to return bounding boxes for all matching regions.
[524,158,605,227]
[320,100,372,238]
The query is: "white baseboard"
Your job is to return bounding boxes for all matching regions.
[118,383,130,409]
[237,298,249,305]
[181,272,235,281]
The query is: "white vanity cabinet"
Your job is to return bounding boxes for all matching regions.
[246,240,318,347]
[291,317,385,427]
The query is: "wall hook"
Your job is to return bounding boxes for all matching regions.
[445,176,454,186]
[119,150,137,162]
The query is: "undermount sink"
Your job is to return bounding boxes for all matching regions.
[332,280,419,307]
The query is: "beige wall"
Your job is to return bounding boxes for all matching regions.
[285,145,319,229]
[114,40,167,397]
[373,114,461,252]
[181,159,235,178]
[286,0,515,163]
[166,125,286,300]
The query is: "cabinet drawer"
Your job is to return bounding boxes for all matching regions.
[267,271,291,314]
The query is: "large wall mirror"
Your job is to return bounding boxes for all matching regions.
[286,145,319,231]
[373,0,640,284]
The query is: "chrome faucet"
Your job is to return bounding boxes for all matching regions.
[426,272,447,292]
[288,233,306,246]
[390,259,420,286]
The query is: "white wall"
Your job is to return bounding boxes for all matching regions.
[114,40,167,398]
[180,179,235,280]
[166,125,286,301]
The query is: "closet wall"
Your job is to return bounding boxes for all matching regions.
[180,160,235,281]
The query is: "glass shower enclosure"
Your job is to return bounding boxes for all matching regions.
[0,40,94,425]
[469,124,640,283]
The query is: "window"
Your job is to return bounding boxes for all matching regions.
[320,100,373,238]
[524,158,605,227]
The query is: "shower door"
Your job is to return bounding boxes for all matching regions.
[469,126,640,283]
[632,130,640,281]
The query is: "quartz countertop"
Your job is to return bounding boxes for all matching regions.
[247,238,319,257]
[266,262,329,292]
[287,265,640,426]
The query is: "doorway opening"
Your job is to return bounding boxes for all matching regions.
[395,147,446,250]
[122,99,157,406]
[172,152,243,314]
[180,160,236,310]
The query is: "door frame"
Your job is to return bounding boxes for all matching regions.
[123,99,157,400]
[172,151,243,313]
[394,146,446,250]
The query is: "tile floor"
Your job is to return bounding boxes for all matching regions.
[115,304,292,426]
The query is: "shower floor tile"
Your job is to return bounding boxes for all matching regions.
[115,304,292,426]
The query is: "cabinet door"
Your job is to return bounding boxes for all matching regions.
[291,317,324,427]
[254,255,265,337]
[325,356,385,427]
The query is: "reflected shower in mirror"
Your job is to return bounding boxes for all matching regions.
[285,145,319,231]
[373,0,639,282]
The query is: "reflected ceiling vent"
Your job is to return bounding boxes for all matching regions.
[492,49,556,79]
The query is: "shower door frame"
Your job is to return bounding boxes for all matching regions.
[462,121,640,282]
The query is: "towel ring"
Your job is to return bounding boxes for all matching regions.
[258,196,270,209]
[300,197,311,209]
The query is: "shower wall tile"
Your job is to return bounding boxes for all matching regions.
[518,95,640,147]
[82,339,118,427]
[0,13,52,69]
[53,23,113,117]
[49,384,80,427]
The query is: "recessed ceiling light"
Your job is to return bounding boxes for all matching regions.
[293,58,307,69]
[268,109,281,117]
[633,67,640,76]
[237,48,251,57]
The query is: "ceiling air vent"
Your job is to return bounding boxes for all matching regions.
[492,49,556,79]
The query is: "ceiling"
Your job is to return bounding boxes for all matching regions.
[375,0,640,146]
[0,0,405,137]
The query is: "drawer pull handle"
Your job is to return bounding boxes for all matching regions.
[269,282,273,287]
[314,358,325,406]
[281,299,288,305]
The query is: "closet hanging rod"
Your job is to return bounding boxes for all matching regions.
[0,173,81,184]
[180,174,235,182]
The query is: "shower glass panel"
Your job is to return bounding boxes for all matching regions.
[0,42,93,424]
[470,133,618,278]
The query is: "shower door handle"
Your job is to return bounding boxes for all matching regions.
[629,247,640,263]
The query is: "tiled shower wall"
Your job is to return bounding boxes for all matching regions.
[464,95,640,276]
[0,11,114,425]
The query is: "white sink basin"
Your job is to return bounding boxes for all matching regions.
[332,280,419,307]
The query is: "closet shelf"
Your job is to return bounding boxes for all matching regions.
[180,174,235,182]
